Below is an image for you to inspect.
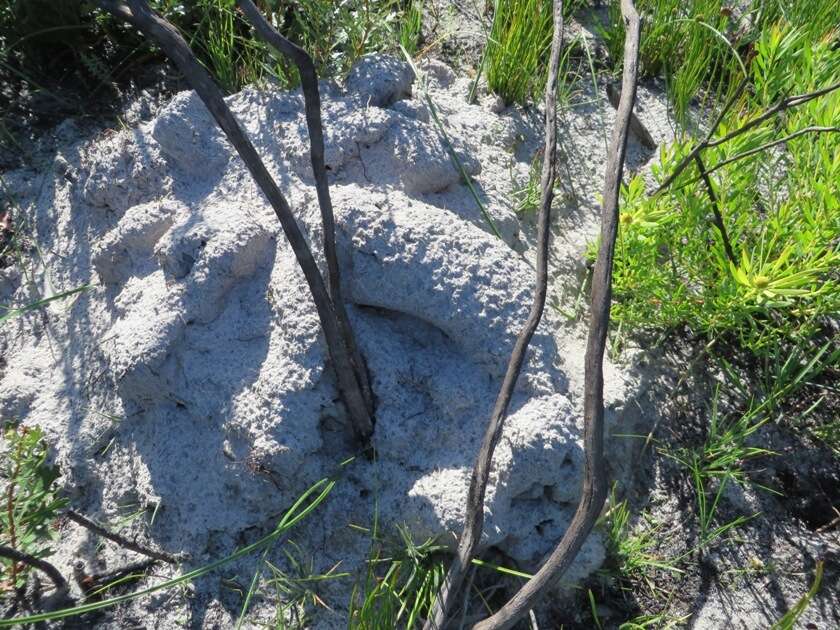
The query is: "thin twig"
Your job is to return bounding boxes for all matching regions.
[693,154,736,264]
[65,509,178,565]
[470,2,641,628]
[96,0,373,443]
[653,74,749,194]
[690,126,840,183]
[655,78,840,195]
[0,544,70,601]
[704,82,840,148]
[235,0,373,416]
[423,3,565,628]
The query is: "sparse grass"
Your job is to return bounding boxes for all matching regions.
[399,1,424,56]
[244,541,349,629]
[349,524,447,629]
[599,488,682,591]
[770,560,824,630]
[0,463,343,627]
[511,151,549,215]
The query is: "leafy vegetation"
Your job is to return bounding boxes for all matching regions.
[597,0,839,124]
[484,0,555,104]
[0,425,67,593]
[608,21,839,362]
[349,525,447,629]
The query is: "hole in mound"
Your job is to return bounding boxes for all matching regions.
[776,466,840,531]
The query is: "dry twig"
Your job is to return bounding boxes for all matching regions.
[655,78,840,195]
[423,2,565,628]
[96,0,374,443]
[65,509,179,565]
[0,544,70,604]
[235,0,373,414]
[470,1,642,628]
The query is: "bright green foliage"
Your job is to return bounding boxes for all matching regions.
[399,1,424,56]
[485,0,555,104]
[607,24,840,359]
[0,425,67,591]
[349,525,447,629]
[598,0,745,123]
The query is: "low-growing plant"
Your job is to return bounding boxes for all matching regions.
[349,524,448,629]
[770,560,824,630]
[0,425,67,592]
[0,464,342,626]
[245,540,349,629]
[661,388,771,538]
[600,488,681,591]
[606,21,840,361]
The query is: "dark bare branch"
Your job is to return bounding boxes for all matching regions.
[653,74,749,195]
[0,544,70,603]
[65,509,179,565]
[692,125,840,183]
[655,78,840,195]
[96,0,373,443]
[693,154,736,265]
[235,0,373,415]
[423,3,565,628]
[470,2,641,628]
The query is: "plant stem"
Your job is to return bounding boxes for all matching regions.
[693,153,736,264]
[423,2,565,628]
[65,510,179,565]
[470,1,641,627]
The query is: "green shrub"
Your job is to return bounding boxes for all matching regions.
[0,0,420,98]
[597,0,839,125]
[605,23,840,359]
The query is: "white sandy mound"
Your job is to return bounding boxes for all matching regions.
[0,54,669,626]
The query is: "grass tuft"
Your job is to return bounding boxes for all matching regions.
[484,0,555,104]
